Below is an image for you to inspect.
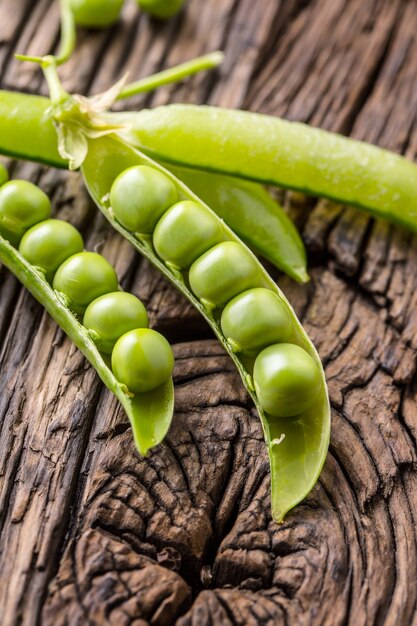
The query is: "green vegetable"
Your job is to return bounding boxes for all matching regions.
[83,291,149,354]
[136,0,184,19]
[0,232,174,457]
[165,166,309,283]
[53,251,119,315]
[253,343,322,418]
[69,0,124,27]
[81,134,330,522]
[19,218,84,280]
[221,288,292,354]
[110,165,178,234]
[112,328,174,393]
[118,104,417,234]
[0,180,51,246]
[189,241,264,310]
[153,200,224,270]
[0,163,8,186]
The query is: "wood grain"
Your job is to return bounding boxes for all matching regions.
[0,0,416,624]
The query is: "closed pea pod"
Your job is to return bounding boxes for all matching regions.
[19,219,84,280]
[110,165,178,234]
[220,288,292,353]
[53,251,119,315]
[83,291,149,354]
[112,328,174,393]
[189,241,264,310]
[153,200,224,270]
[0,180,51,246]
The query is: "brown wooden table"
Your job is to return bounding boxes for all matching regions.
[1,1,417,624]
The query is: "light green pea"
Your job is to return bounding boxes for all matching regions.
[19,219,84,280]
[253,343,322,417]
[0,180,51,247]
[110,165,178,234]
[220,288,292,353]
[136,0,185,19]
[153,200,224,269]
[69,0,125,27]
[0,163,8,187]
[53,252,119,315]
[83,291,149,354]
[111,328,174,393]
[188,241,264,309]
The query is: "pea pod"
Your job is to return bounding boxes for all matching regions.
[165,165,309,283]
[0,176,174,455]
[81,134,330,522]
[0,90,308,282]
[116,105,417,234]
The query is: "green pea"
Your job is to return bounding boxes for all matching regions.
[111,328,174,393]
[83,292,149,354]
[253,343,322,418]
[19,219,84,280]
[220,288,292,353]
[69,0,125,27]
[0,163,8,187]
[189,241,263,309]
[110,165,178,234]
[53,252,119,315]
[0,180,51,247]
[136,0,185,19]
[153,200,224,269]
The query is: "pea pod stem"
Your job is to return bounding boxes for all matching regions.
[113,105,417,233]
[117,51,224,100]
[0,234,174,456]
[81,134,331,522]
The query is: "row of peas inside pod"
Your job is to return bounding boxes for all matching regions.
[109,164,323,418]
[0,166,174,396]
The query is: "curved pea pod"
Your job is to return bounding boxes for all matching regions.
[81,134,330,522]
[0,234,174,456]
[117,105,417,234]
[164,165,309,283]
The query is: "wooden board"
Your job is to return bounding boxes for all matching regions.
[1,0,417,624]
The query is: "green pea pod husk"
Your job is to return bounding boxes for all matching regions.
[163,165,309,283]
[0,234,174,456]
[81,134,331,523]
[0,90,307,283]
[115,105,417,234]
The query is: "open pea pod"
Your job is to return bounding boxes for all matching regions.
[116,105,417,234]
[82,134,330,522]
[162,165,309,284]
[0,235,174,456]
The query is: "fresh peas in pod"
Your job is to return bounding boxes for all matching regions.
[110,165,178,234]
[83,292,149,354]
[253,343,322,418]
[188,241,264,309]
[0,180,51,247]
[69,0,125,28]
[53,251,119,315]
[111,328,174,393]
[153,200,225,269]
[220,288,292,353]
[19,219,84,280]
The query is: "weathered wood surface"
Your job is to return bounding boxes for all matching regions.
[1,0,417,624]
